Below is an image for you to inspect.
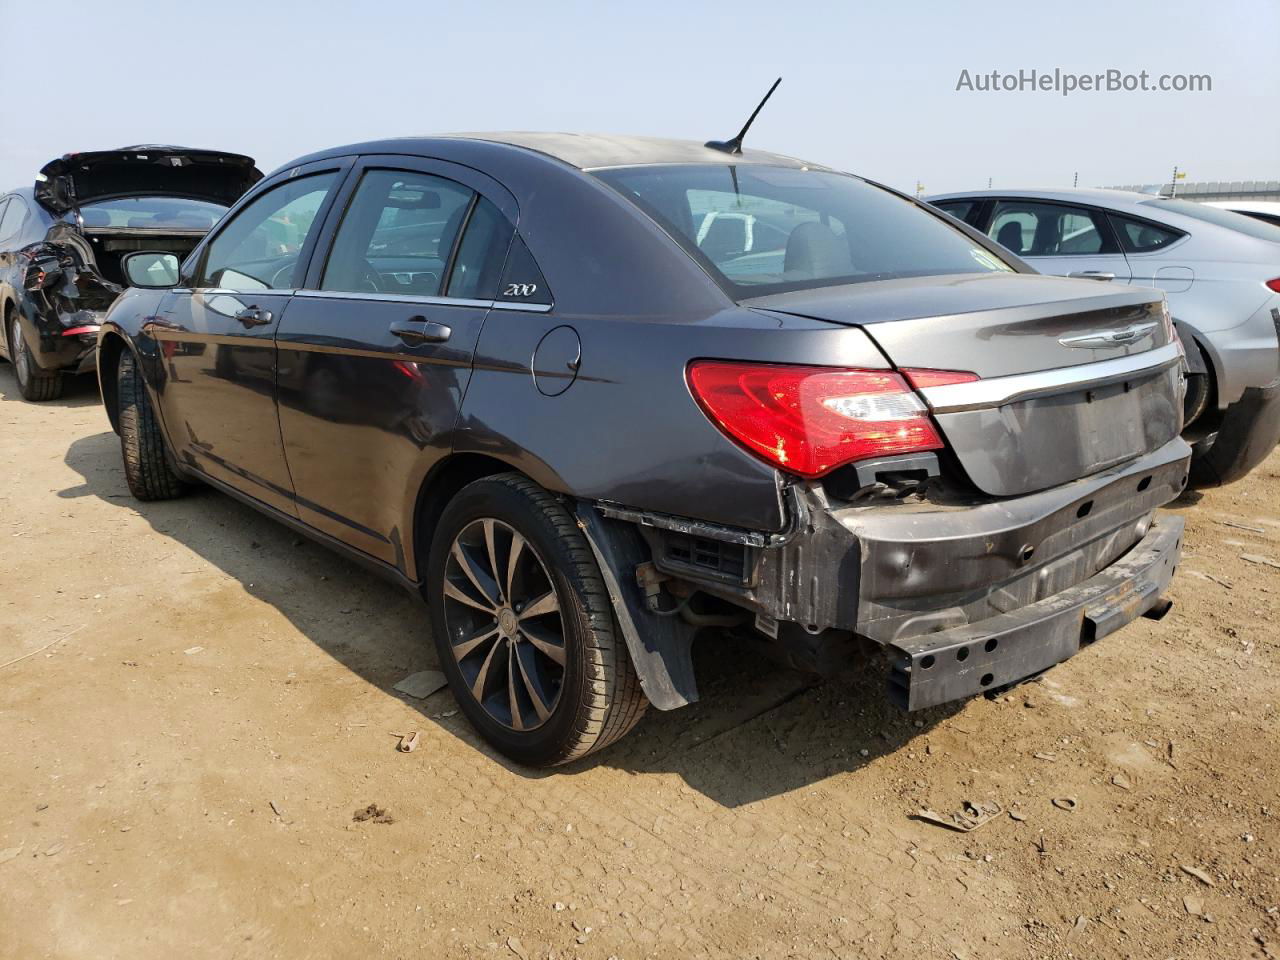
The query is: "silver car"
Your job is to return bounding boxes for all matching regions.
[926,188,1280,486]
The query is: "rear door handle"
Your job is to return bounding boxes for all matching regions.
[233,305,273,327]
[390,316,451,345]
[1067,271,1116,281]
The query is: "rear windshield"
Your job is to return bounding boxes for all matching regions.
[76,197,226,231]
[594,164,1015,297]
[1140,198,1280,244]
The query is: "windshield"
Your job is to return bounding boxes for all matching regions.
[1141,198,1280,244]
[76,196,226,231]
[594,164,1015,297]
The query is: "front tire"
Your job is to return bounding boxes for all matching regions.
[426,473,647,766]
[8,312,62,402]
[118,349,186,501]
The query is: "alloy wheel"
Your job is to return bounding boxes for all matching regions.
[10,317,29,385]
[442,518,566,731]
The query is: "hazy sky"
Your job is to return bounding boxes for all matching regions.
[1,0,1276,196]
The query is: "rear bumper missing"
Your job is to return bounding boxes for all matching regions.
[1189,377,1280,488]
[887,515,1182,710]
[620,437,1191,713]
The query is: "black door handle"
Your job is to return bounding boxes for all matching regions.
[390,316,451,345]
[234,306,272,327]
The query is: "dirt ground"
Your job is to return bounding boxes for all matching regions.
[1,366,1277,960]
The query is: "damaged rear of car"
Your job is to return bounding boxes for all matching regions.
[0,146,259,400]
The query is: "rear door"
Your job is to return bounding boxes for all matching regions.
[985,198,1132,283]
[275,156,517,567]
[153,160,349,514]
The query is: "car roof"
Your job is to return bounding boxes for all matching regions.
[1206,199,1280,215]
[288,132,825,172]
[926,187,1155,206]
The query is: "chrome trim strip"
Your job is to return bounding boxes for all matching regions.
[919,341,1183,414]
[290,289,553,313]
[489,300,553,313]
[293,289,495,308]
[188,287,298,296]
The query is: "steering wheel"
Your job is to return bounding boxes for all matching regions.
[356,259,382,293]
[269,258,300,289]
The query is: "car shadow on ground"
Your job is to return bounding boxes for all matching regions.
[62,428,953,807]
[0,365,102,408]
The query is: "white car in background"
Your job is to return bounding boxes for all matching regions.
[1206,200,1280,229]
[927,188,1280,487]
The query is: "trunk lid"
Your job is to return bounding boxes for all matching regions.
[35,146,261,214]
[749,272,1185,497]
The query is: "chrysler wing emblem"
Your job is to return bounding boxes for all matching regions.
[1059,322,1158,348]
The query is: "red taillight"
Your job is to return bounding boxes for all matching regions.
[61,325,100,337]
[687,361,945,478]
[900,368,980,389]
[1266,278,1280,293]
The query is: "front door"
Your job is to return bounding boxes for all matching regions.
[151,164,348,514]
[275,157,517,568]
[986,198,1132,283]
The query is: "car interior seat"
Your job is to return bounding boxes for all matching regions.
[996,221,1025,255]
[783,221,849,278]
[79,209,112,228]
[700,216,747,261]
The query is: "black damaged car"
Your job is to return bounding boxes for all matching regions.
[0,146,259,400]
[98,133,1190,766]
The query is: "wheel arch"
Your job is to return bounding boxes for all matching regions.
[410,453,532,585]
[1173,317,1222,426]
[97,330,129,433]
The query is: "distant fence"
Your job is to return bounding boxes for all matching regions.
[1106,180,1280,201]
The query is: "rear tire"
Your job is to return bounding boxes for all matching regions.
[426,473,647,766]
[118,349,186,501]
[8,312,62,402]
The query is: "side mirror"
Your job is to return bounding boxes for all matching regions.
[122,251,181,289]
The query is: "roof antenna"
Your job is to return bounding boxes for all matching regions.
[706,77,782,155]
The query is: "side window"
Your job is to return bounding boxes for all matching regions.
[447,197,513,300]
[496,236,552,306]
[988,201,1114,257]
[0,197,26,244]
[321,170,472,296]
[932,200,976,225]
[0,200,11,244]
[199,172,336,291]
[1108,215,1184,253]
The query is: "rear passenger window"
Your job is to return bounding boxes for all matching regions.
[322,170,473,296]
[988,201,1115,257]
[1108,215,1184,253]
[447,198,512,300]
[496,236,552,306]
[931,200,976,225]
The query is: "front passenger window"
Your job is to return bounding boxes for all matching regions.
[199,173,336,291]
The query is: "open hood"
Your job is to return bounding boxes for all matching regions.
[35,146,262,214]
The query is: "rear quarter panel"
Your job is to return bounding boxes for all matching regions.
[457,306,893,532]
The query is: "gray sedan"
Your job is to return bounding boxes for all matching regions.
[927,188,1280,485]
[98,136,1190,765]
